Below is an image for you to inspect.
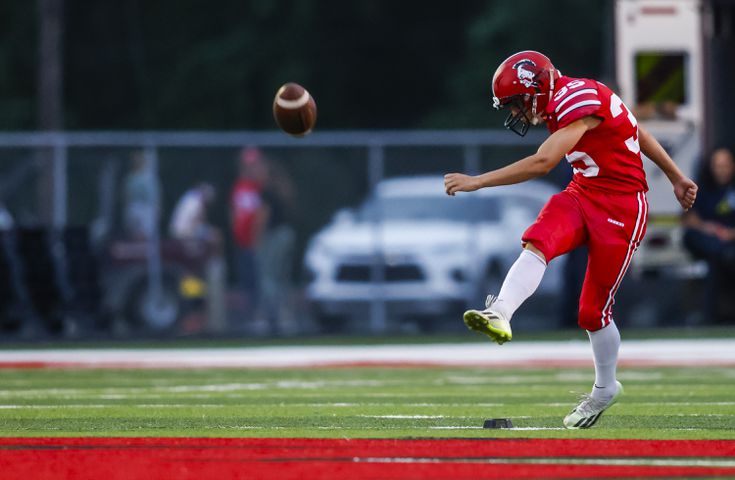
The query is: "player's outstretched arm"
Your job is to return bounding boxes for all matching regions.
[444,117,595,195]
[638,126,698,211]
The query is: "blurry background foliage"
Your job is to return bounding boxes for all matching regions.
[0,0,608,131]
[0,0,610,279]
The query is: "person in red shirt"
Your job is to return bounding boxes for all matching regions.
[444,51,698,429]
[231,147,269,322]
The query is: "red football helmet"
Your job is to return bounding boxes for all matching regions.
[491,51,560,136]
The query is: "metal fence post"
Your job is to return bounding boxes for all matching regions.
[50,137,73,334]
[144,145,164,323]
[463,144,481,175]
[52,137,67,228]
[463,144,481,306]
[368,143,386,334]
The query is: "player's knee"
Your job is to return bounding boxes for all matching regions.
[523,242,547,263]
[577,305,604,331]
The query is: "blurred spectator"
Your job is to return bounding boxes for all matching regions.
[170,182,226,333]
[169,183,219,248]
[123,150,160,240]
[682,147,735,322]
[257,160,297,335]
[230,147,268,325]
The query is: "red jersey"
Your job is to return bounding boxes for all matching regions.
[231,179,262,248]
[545,76,648,194]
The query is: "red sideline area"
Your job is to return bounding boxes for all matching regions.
[1,438,734,479]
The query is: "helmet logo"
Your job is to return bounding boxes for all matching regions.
[512,59,537,88]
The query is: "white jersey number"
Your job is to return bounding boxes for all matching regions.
[566,151,600,178]
[610,93,640,154]
[566,93,640,178]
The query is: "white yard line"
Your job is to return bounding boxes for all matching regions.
[359,415,449,419]
[0,339,734,368]
[354,457,735,467]
[0,404,228,409]
[427,426,484,430]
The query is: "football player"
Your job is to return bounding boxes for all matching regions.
[444,51,697,429]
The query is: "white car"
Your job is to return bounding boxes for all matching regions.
[303,175,565,331]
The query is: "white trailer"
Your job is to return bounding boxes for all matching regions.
[615,0,705,275]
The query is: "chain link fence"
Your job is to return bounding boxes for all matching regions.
[0,130,700,339]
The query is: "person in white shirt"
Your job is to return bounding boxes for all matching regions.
[169,183,216,243]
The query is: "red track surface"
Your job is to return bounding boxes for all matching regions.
[1,438,734,479]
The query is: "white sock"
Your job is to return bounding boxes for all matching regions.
[588,321,621,401]
[491,249,547,321]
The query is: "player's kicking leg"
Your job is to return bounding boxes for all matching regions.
[463,295,513,345]
[465,190,585,345]
[463,246,547,345]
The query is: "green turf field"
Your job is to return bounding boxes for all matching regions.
[0,365,733,439]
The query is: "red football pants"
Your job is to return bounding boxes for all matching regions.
[522,183,648,331]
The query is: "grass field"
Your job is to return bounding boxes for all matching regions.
[1,364,734,440]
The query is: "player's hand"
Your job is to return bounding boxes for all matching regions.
[673,176,697,211]
[444,173,480,196]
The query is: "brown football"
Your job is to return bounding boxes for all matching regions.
[272,83,317,136]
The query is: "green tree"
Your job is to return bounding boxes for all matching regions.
[425,0,608,128]
[0,2,37,129]
[0,1,606,130]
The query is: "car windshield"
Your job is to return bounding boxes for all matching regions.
[359,195,500,222]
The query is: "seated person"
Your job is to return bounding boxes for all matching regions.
[682,147,735,321]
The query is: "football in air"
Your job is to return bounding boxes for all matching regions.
[273,83,317,137]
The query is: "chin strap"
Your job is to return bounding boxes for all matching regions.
[544,68,556,115]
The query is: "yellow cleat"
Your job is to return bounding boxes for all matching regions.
[463,297,512,345]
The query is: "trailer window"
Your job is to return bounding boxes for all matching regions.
[635,52,687,107]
